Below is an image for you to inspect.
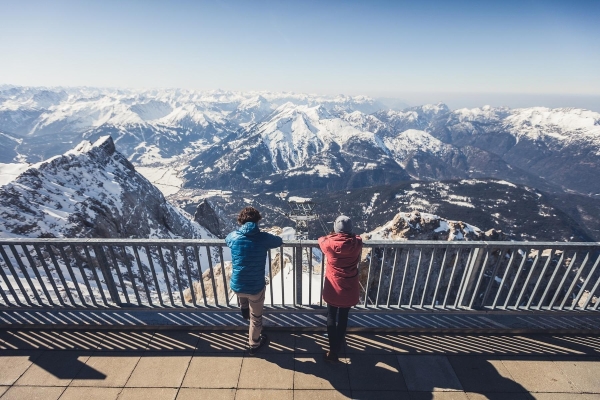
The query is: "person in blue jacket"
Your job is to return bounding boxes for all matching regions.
[226,206,283,354]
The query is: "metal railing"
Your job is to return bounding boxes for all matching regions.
[0,239,599,312]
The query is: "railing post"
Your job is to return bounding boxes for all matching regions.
[295,245,303,306]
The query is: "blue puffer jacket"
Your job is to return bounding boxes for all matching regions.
[226,222,283,295]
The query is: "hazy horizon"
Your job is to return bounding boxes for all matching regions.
[1,0,598,107]
[2,82,600,112]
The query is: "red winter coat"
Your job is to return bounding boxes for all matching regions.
[319,233,363,308]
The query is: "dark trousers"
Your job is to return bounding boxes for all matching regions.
[327,304,350,355]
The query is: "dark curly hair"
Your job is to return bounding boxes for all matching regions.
[237,206,262,225]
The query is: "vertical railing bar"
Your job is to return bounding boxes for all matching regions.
[267,249,274,307]
[468,249,490,309]
[515,250,541,310]
[142,245,162,307]
[292,246,297,307]
[0,247,20,306]
[319,248,324,307]
[538,250,566,309]
[419,247,436,308]
[45,244,75,306]
[481,249,506,305]
[454,248,473,309]
[218,246,229,307]
[156,246,175,307]
[20,244,53,305]
[420,248,436,308]
[181,245,198,308]
[308,246,313,306]
[33,244,64,306]
[192,245,209,307]
[280,246,285,306]
[143,245,164,307]
[578,254,600,310]
[491,250,516,310]
[8,244,42,305]
[363,246,375,307]
[549,251,578,310]
[60,245,89,306]
[528,249,555,309]
[65,244,93,306]
[560,252,589,310]
[409,249,423,308]
[121,246,142,306]
[442,248,462,308]
[0,265,12,305]
[397,248,411,308]
[132,245,152,305]
[503,248,529,309]
[108,246,130,304]
[94,245,123,306]
[375,247,387,307]
[387,248,400,308]
[431,248,448,309]
[82,245,109,305]
[169,246,186,306]
[205,246,219,307]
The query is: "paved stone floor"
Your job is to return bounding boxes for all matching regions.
[0,329,599,399]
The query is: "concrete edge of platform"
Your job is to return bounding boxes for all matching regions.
[1,308,600,334]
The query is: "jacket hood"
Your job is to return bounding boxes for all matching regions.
[238,222,260,236]
[327,233,362,255]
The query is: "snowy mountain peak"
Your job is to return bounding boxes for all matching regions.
[68,135,115,157]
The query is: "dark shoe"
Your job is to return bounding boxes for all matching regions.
[248,334,269,355]
[323,351,339,363]
[241,307,250,320]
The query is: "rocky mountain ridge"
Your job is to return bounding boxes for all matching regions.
[0,136,211,239]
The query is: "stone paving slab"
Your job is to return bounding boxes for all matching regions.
[346,353,407,391]
[550,358,600,393]
[59,387,121,400]
[0,350,41,385]
[118,387,178,399]
[237,354,294,389]
[125,352,192,388]
[0,386,65,400]
[398,355,463,392]
[181,355,242,388]
[70,352,141,387]
[176,388,236,400]
[500,356,579,393]
[294,356,351,390]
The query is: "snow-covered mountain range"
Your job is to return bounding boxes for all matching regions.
[1,85,600,242]
[2,85,598,197]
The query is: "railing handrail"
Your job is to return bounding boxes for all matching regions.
[1,238,599,248]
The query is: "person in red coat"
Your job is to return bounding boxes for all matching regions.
[318,215,363,362]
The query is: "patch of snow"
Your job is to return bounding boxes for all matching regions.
[0,163,30,186]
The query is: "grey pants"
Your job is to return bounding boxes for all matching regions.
[237,287,265,347]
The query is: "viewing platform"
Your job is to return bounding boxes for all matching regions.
[1,239,600,398]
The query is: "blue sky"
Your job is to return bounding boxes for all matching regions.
[1,0,599,109]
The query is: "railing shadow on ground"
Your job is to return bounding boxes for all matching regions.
[1,329,600,399]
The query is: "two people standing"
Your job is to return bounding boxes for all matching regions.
[227,207,362,360]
